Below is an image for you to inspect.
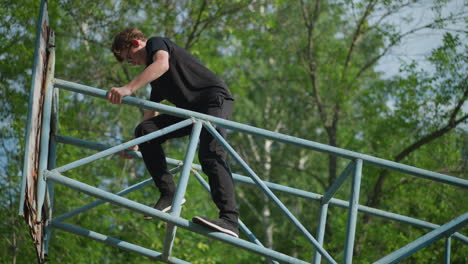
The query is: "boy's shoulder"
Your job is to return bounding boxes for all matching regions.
[148,36,171,43]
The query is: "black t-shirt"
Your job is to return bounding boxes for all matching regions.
[145,37,233,109]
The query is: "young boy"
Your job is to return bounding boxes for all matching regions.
[108,27,239,237]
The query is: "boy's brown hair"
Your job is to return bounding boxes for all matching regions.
[111,27,146,62]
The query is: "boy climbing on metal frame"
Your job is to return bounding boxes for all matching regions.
[108,27,239,237]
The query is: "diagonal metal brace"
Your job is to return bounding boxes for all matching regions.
[322,161,355,205]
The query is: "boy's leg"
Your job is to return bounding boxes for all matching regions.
[134,114,191,213]
[198,124,238,223]
[193,97,239,237]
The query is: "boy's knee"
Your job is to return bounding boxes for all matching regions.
[134,121,156,138]
[134,123,145,138]
[134,121,165,145]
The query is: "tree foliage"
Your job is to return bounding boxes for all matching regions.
[1,0,467,263]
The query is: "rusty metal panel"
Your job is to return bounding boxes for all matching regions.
[20,0,51,263]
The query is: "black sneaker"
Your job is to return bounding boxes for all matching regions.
[192,216,239,238]
[144,196,186,220]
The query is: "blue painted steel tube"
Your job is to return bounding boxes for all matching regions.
[54,169,181,222]
[322,161,354,204]
[54,118,193,173]
[313,202,329,264]
[191,170,279,264]
[56,134,121,153]
[45,87,59,255]
[36,36,56,222]
[54,178,151,222]
[48,134,468,244]
[203,122,337,264]
[50,221,191,264]
[47,87,60,206]
[44,170,311,264]
[374,213,468,264]
[162,122,202,260]
[53,79,468,189]
[48,87,60,171]
[19,0,48,216]
[315,161,353,263]
[55,134,149,163]
[445,237,451,264]
[343,159,363,264]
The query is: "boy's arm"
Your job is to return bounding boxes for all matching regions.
[108,50,169,104]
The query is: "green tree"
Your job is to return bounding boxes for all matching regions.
[223,0,467,262]
[1,0,467,263]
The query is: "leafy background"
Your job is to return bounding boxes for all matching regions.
[1,0,467,263]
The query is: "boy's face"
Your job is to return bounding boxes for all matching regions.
[123,39,147,66]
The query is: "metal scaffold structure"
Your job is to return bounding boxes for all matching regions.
[19,1,467,263]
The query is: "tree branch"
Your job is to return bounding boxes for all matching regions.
[369,86,467,205]
[299,0,311,29]
[369,1,415,30]
[396,113,468,161]
[184,0,207,49]
[300,0,328,128]
[396,85,467,160]
[184,1,251,49]
[343,0,377,73]
[353,13,467,80]
[449,78,468,121]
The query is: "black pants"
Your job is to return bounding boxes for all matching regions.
[134,96,238,223]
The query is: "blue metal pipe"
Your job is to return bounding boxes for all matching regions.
[45,170,311,264]
[56,134,119,153]
[50,221,191,264]
[445,237,451,264]
[46,88,60,209]
[163,122,202,260]
[374,213,468,264]
[53,79,468,189]
[48,87,60,170]
[54,118,193,173]
[45,86,59,255]
[170,122,202,217]
[313,203,329,264]
[343,159,363,264]
[203,122,337,264]
[53,135,468,244]
[322,161,354,204]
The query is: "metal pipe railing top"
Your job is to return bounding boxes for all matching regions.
[53,78,468,189]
